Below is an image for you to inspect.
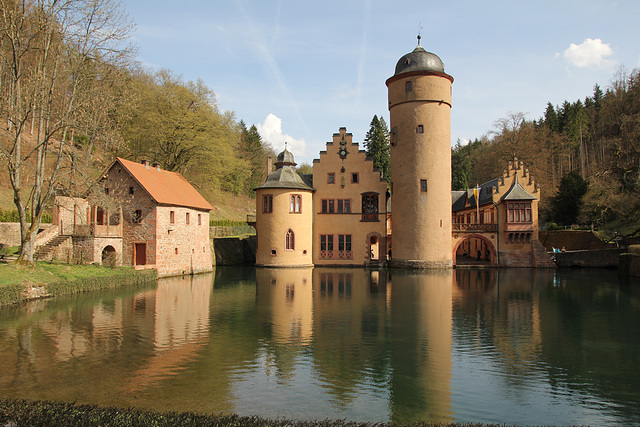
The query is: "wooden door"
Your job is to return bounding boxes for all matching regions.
[134,243,146,266]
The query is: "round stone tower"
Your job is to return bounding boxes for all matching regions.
[254,147,314,267]
[386,37,454,268]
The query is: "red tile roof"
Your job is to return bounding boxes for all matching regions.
[114,157,213,211]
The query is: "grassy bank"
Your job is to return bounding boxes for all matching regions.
[0,262,157,306]
[0,399,490,427]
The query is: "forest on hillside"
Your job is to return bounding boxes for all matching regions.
[452,67,640,231]
[2,0,640,262]
[0,0,271,261]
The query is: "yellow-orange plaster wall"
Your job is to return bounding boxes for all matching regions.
[255,188,313,267]
[312,128,388,266]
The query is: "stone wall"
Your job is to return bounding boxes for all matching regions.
[156,206,213,276]
[554,248,625,268]
[540,230,613,251]
[213,236,256,266]
[0,223,22,247]
[499,250,533,267]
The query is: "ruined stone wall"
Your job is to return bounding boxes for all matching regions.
[0,223,22,247]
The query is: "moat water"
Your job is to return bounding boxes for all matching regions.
[1,267,639,425]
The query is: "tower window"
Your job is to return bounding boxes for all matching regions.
[420,179,427,192]
[186,212,190,224]
[417,125,424,133]
[263,194,273,213]
[290,194,302,213]
[170,211,175,224]
[328,173,335,184]
[129,186,134,194]
[405,81,412,92]
[285,229,295,250]
[352,173,359,183]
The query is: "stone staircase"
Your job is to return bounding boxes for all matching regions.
[531,239,556,268]
[34,234,72,261]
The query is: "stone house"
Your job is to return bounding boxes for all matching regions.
[50,157,213,277]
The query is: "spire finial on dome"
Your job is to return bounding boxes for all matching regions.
[417,23,423,46]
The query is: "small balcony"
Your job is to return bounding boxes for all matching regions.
[452,223,498,233]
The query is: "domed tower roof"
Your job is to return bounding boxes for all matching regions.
[393,35,445,76]
[275,147,296,167]
[255,145,313,191]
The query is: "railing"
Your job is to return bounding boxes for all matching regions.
[452,223,497,232]
[320,250,333,260]
[320,250,353,260]
[361,213,379,221]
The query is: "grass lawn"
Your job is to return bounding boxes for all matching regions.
[0,262,142,287]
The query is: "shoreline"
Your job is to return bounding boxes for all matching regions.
[0,262,157,306]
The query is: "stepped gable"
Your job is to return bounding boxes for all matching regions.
[113,158,212,211]
[502,173,536,201]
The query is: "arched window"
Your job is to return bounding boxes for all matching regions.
[290,194,302,213]
[285,229,295,250]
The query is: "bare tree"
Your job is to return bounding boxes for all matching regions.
[0,0,134,263]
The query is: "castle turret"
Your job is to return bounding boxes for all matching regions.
[386,37,454,268]
[254,147,314,267]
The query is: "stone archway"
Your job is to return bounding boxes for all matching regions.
[453,234,496,266]
[101,245,116,267]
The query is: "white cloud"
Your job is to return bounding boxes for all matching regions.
[256,113,307,160]
[562,38,615,69]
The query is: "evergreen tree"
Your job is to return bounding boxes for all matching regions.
[239,121,266,193]
[451,139,480,190]
[544,102,559,132]
[363,115,391,186]
[550,171,589,225]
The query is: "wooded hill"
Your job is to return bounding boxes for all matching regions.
[2,0,639,262]
[452,67,640,236]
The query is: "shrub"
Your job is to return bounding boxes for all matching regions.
[210,219,248,227]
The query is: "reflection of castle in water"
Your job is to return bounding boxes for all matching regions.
[255,267,455,424]
[1,267,637,423]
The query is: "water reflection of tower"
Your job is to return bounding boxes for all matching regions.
[255,268,314,345]
[388,269,454,423]
[310,268,390,402]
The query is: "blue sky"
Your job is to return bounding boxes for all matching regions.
[123,0,640,165]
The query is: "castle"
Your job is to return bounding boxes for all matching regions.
[254,39,554,269]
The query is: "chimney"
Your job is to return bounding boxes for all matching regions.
[142,159,149,168]
[267,156,273,174]
[153,162,161,171]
